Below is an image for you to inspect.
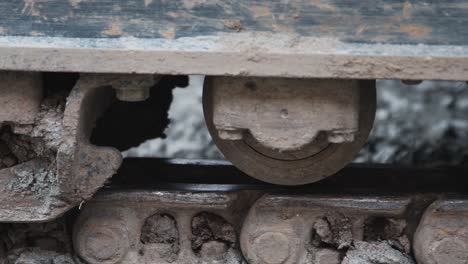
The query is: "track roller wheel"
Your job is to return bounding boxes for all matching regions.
[203,77,376,185]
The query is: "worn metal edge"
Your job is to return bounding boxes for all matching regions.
[90,189,236,205]
[258,195,412,214]
[1,33,468,80]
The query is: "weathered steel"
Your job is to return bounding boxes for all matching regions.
[73,190,258,264]
[110,74,160,102]
[1,0,467,45]
[0,1,467,79]
[1,160,467,263]
[203,77,376,185]
[71,188,468,264]
[0,73,160,222]
[208,78,361,150]
[0,73,124,222]
[413,199,468,264]
[241,194,414,264]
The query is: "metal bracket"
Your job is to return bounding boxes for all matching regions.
[0,73,159,222]
[209,78,361,152]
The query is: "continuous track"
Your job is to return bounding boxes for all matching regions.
[2,159,466,264]
[0,1,467,263]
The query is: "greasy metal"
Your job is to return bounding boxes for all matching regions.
[73,190,258,264]
[203,77,376,185]
[208,78,360,151]
[0,73,164,221]
[112,158,468,194]
[0,2,468,80]
[402,80,423,86]
[413,199,468,264]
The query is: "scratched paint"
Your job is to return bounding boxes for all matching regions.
[400,24,432,38]
[21,0,40,16]
[103,22,123,36]
[0,0,467,45]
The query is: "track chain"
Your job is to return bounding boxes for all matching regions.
[2,190,462,264]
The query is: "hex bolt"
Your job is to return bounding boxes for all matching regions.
[218,128,245,141]
[253,232,291,264]
[74,214,132,264]
[116,87,150,102]
[327,131,356,143]
[112,74,160,102]
[430,237,468,264]
[200,241,228,261]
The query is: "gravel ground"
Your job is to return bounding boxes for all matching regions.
[126,77,468,166]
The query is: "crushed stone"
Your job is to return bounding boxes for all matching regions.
[342,241,415,264]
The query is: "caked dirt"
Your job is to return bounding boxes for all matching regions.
[1,94,65,197]
[307,213,414,264]
[0,220,77,264]
[191,212,245,263]
[141,214,180,263]
[191,212,237,258]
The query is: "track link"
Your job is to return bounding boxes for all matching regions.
[1,160,466,264]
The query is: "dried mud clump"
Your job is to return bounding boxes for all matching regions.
[0,220,75,264]
[191,212,237,260]
[363,217,410,253]
[307,214,414,264]
[0,95,64,168]
[140,214,180,262]
[1,95,65,196]
[311,213,353,250]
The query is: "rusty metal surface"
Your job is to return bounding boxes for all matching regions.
[0,72,159,222]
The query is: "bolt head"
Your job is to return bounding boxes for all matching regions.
[431,237,468,264]
[116,87,150,102]
[253,232,291,264]
[218,128,244,140]
[77,224,130,264]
